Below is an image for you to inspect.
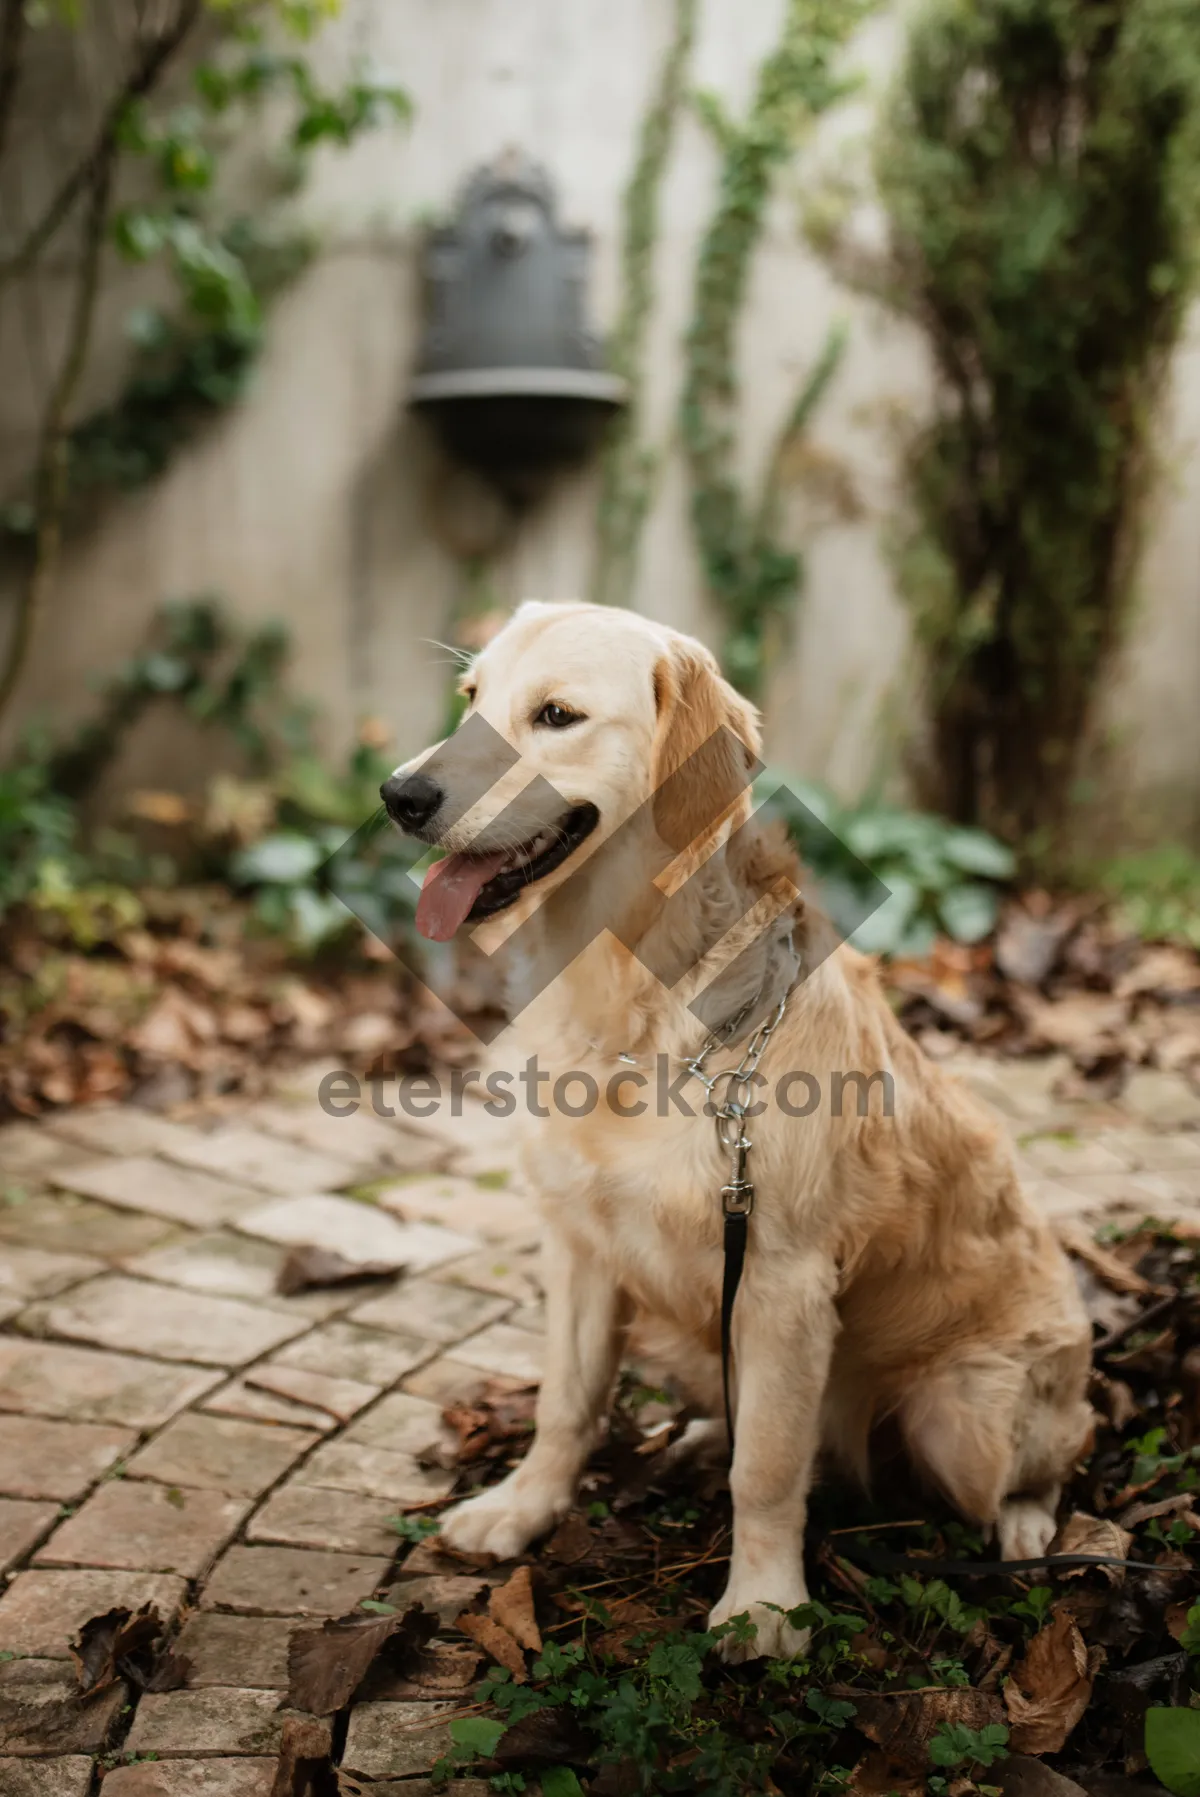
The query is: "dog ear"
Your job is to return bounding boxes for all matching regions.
[650,641,761,855]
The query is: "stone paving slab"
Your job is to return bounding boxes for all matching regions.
[347,1275,512,1343]
[0,1190,177,1259]
[26,1274,309,1367]
[246,1097,446,1174]
[0,1497,57,1572]
[124,1688,301,1757]
[0,1568,187,1657]
[246,1481,404,1554]
[201,1378,338,1433]
[161,1124,362,1198]
[0,1413,136,1499]
[340,1390,449,1455]
[0,1339,220,1427]
[126,1410,319,1496]
[102,1761,276,1797]
[0,1243,104,1301]
[340,1700,455,1779]
[450,1319,544,1381]
[236,1193,479,1271]
[173,1611,295,1689]
[243,1362,379,1423]
[374,1173,538,1240]
[298,1439,454,1504]
[270,1321,435,1387]
[53,1155,261,1227]
[201,1544,393,1615]
[121,1230,354,1317]
[49,1109,205,1160]
[35,1479,250,1578]
[0,1657,128,1755]
[0,1121,89,1180]
[0,1757,95,1796]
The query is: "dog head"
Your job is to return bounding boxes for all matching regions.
[382,601,761,941]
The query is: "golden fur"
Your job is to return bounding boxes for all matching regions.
[396,601,1093,1661]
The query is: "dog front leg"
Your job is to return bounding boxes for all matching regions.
[439,1224,626,1560]
[710,1252,838,1662]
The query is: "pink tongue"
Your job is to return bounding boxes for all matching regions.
[416,850,510,941]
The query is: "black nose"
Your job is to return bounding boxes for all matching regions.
[381,771,443,831]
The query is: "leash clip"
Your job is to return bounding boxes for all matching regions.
[721,1140,754,1217]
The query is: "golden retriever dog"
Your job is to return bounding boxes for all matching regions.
[381,600,1093,1661]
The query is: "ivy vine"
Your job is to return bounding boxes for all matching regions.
[591,0,696,609]
[680,0,872,699]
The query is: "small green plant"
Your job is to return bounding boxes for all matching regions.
[928,1721,1010,1772]
[760,773,1016,954]
[1145,1707,1200,1797]
[1099,847,1200,948]
[387,1513,440,1544]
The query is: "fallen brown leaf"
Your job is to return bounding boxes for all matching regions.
[545,1514,594,1565]
[848,1748,925,1797]
[1016,992,1129,1064]
[286,1604,437,1713]
[1004,1607,1099,1754]
[1054,1222,1155,1296]
[68,1604,190,1698]
[276,1245,404,1297]
[840,1686,1006,1775]
[455,1610,528,1681]
[489,1565,542,1653]
[1054,1512,1132,1582]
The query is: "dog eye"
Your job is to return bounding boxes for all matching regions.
[533,701,583,729]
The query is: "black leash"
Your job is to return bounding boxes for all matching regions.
[721,1205,749,1450]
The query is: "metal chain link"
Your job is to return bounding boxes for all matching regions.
[682,935,802,1219]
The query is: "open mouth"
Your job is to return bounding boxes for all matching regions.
[414,803,600,941]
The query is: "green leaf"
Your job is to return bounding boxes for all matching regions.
[1146,1708,1200,1797]
[849,876,919,954]
[940,828,1016,881]
[541,1771,585,1797]
[230,832,323,885]
[449,1715,506,1758]
[938,881,999,944]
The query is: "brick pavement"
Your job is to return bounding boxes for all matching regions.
[0,1051,1197,1792]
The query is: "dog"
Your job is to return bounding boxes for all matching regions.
[382,600,1093,1662]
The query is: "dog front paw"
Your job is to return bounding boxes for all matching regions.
[708,1592,811,1663]
[440,1477,570,1561]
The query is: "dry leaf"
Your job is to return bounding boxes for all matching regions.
[545,1514,594,1565]
[1054,1222,1155,1296]
[1004,1607,1099,1754]
[276,1245,403,1297]
[1054,1512,1131,1582]
[68,1604,189,1698]
[1016,992,1129,1064]
[848,1749,925,1797]
[489,1565,542,1653]
[844,1686,1006,1775]
[455,1610,528,1681]
[286,1604,437,1713]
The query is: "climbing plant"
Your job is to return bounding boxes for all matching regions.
[0,0,408,723]
[591,0,696,609]
[876,0,1200,863]
[680,0,871,699]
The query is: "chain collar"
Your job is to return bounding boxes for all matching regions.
[609,930,802,1220]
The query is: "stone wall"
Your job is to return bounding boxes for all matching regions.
[2,0,1197,844]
